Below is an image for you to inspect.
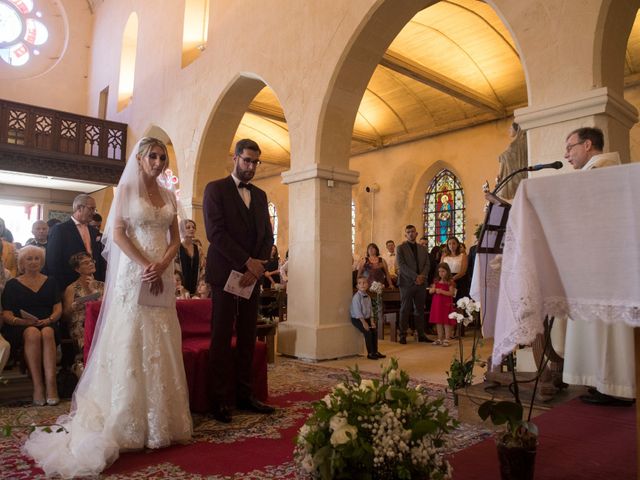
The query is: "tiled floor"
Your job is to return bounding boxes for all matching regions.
[296,329,494,386]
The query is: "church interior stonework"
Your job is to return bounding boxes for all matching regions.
[1,2,639,476]
[2,0,639,360]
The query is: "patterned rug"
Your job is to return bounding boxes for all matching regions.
[0,358,492,479]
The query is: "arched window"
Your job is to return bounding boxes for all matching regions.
[118,13,138,112]
[181,0,209,68]
[423,169,465,250]
[268,202,278,246]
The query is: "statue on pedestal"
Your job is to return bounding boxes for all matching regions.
[497,123,528,200]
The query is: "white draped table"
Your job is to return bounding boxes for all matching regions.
[490,162,640,477]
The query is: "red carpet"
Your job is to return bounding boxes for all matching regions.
[449,398,637,479]
[0,360,490,479]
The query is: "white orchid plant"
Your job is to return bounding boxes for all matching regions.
[295,358,457,480]
[448,297,481,327]
[446,297,484,393]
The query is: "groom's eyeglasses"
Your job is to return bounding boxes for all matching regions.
[147,152,167,161]
[237,155,262,166]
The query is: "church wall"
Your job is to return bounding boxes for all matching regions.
[0,184,77,222]
[348,117,514,257]
[625,84,640,161]
[0,0,93,115]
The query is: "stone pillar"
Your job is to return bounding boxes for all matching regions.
[515,87,638,354]
[516,87,638,168]
[277,165,362,360]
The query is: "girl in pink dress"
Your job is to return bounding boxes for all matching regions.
[428,262,456,346]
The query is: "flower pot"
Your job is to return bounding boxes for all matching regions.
[496,443,536,480]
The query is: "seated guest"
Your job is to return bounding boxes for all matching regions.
[176,219,205,296]
[62,252,104,376]
[192,280,211,299]
[0,223,17,277]
[357,243,395,288]
[0,316,9,375]
[0,241,12,374]
[1,246,62,405]
[175,271,191,299]
[263,245,281,288]
[0,217,14,243]
[26,220,49,249]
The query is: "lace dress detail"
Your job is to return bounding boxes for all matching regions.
[24,200,193,478]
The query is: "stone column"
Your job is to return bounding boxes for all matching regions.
[516,87,638,169]
[277,165,362,360]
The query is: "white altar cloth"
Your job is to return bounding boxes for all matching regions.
[492,162,640,367]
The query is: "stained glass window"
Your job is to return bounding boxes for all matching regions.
[268,202,278,246]
[423,169,465,251]
[0,0,49,67]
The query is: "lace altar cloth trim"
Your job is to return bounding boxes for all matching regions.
[492,296,640,365]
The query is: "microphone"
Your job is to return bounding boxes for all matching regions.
[492,161,564,195]
[526,161,563,172]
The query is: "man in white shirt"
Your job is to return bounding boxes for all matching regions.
[562,127,633,406]
[382,239,398,284]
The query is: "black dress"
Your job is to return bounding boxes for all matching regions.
[262,257,280,289]
[178,243,200,295]
[0,277,61,348]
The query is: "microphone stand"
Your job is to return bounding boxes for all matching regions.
[492,165,529,196]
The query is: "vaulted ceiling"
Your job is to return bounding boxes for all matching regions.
[237,1,640,170]
[235,0,527,167]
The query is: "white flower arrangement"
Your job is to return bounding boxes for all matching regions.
[295,359,457,480]
[369,281,385,295]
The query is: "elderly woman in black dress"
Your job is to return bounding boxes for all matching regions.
[1,245,62,405]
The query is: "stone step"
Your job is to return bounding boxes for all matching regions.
[0,368,34,404]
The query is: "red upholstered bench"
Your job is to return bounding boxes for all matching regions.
[84,299,268,413]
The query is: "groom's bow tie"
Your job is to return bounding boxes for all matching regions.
[238,182,251,189]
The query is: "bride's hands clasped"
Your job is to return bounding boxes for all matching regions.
[142,261,168,295]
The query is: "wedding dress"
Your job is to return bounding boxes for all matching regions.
[24,198,193,478]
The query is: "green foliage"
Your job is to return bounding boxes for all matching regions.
[295,358,458,480]
[1,410,67,438]
[478,400,538,450]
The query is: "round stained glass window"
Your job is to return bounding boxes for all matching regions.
[0,0,66,79]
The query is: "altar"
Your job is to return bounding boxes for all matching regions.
[490,162,640,476]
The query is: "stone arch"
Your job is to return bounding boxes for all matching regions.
[594,0,640,93]
[315,0,528,172]
[193,73,290,198]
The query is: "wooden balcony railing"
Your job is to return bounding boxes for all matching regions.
[0,99,127,185]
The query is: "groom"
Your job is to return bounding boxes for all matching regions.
[203,138,275,423]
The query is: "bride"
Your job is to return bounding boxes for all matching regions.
[24,137,193,477]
